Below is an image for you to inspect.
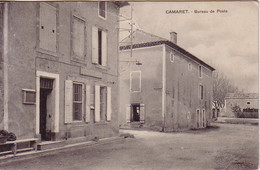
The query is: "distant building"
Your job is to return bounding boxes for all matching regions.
[119,30,215,131]
[0,2,128,143]
[224,93,259,117]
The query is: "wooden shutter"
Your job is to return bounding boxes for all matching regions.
[94,85,100,122]
[85,85,91,122]
[65,80,73,123]
[39,3,56,52]
[106,87,111,121]
[140,104,145,123]
[102,31,107,66]
[72,17,85,58]
[92,26,98,64]
[126,104,131,123]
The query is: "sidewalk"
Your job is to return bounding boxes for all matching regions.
[0,136,126,165]
[215,117,259,125]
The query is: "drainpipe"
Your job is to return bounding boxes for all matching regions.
[3,2,9,131]
[162,45,166,131]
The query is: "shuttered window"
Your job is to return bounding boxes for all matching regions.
[130,71,141,92]
[39,3,57,52]
[72,16,85,59]
[94,85,112,122]
[92,26,107,66]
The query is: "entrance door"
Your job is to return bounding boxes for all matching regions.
[40,78,53,141]
[131,104,140,122]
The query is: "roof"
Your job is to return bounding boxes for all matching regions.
[113,1,129,8]
[120,29,215,71]
[225,93,259,99]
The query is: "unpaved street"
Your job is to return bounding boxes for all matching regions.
[0,123,258,170]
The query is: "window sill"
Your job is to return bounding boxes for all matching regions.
[94,121,109,125]
[94,64,109,71]
[36,47,58,58]
[98,15,107,21]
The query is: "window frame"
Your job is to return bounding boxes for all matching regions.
[130,71,142,93]
[98,1,107,20]
[72,82,84,122]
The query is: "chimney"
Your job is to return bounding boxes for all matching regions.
[170,31,177,44]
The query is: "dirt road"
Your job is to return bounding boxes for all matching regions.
[0,123,258,169]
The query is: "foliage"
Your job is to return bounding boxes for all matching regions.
[213,71,240,109]
[0,130,16,141]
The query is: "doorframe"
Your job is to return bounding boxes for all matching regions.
[36,71,60,135]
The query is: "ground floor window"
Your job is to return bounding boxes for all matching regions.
[94,85,112,122]
[73,83,83,121]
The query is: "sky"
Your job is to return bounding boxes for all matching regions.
[119,1,259,93]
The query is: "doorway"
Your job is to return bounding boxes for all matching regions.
[40,78,53,141]
[131,104,140,122]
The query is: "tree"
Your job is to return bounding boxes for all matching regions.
[212,71,239,109]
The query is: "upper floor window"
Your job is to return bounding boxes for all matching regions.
[199,85,204,100]
[198,65,202,78]
[39,3,57,53]
[188,63,192,71]
[72,15,86,60]
[170,53,175,63]
[98,2,106,19]
[92,26,107,66]
[130,71,141,93]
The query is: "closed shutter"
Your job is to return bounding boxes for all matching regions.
[65,80,73,123]
[126,104,131,123]
[94,85,100,122]
[102,31,107,66]
[85,85,91,122]
[39,3,56,52]
[72,17,85,58]
[106,87,112,121]
[140,104,145,123]
[92,26,98,64]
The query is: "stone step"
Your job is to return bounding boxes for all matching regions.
[37,140,66,151]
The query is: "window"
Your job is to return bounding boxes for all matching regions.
[72,16,85,59]
[100,86,107,120]
[199,85,204,100]
[22,89,36,104]
[94,85,112,122]
[170,53,175,63]
[188,63,192,71]
[247,102,250,104]
[73,83,83,121]
[98,1,106,19]
[199,65,202,78]
[196,109,200,128]
[92,27,107,66]
[130,71,141,92]
[39,3,57,52]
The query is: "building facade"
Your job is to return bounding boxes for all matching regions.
[223,93,259,117]
[119,30,215,131]
[0,2,127,142]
